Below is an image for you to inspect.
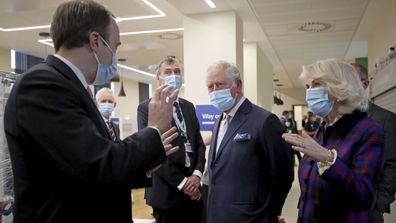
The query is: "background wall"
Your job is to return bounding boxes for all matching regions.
[0,48,11,71]
[272,88,305,118]
[367,0,396,74]
[113,79,140,139]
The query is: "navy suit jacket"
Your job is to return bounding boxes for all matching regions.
[137,98,206,209]
[207,99,293,223]
[4,55,166,223]
[367,102,396,215]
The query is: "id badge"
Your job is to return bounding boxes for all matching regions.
[184,142,193,153]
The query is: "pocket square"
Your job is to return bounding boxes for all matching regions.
[233,133,251,142]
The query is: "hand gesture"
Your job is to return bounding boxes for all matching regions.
[148,85,178,134]
[161,126,179,156]
[282,133,329,162]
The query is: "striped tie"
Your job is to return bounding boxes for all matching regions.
[107,121,117,141]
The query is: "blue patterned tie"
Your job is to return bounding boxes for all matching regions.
[173,102,183,123]
[106,121,117,141]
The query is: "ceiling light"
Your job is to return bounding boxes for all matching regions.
[204,0,216,9]
[158,32,182,40]
[0,25,50,32]
[115,0,166,22]
[38,38,53,47]
[1,0,165,32]
[117,64,156,78]
[121,28,184,36]
[298,21,332,33]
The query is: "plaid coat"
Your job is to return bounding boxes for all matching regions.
[297,110,384,223]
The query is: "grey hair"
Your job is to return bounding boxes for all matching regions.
[299,59,368,114]
[207,60,241,83]
[95,87,114,101]
[155,56,182,76]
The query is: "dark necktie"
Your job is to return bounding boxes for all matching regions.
[173,101,184,123]
[107,121,117,141]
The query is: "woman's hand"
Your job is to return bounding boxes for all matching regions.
[282,133,329,162]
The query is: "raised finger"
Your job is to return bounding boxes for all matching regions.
[167,89,179,105]
[164,132,178,145]
[152,84,167,101]
[166,146,179,156]
[162,126,177,141]
[160,85,174,102]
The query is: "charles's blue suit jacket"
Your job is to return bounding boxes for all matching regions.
[207,99,293,223]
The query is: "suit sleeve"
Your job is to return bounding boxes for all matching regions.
[261,114,294,217]
[13,70,166,187]
[137,101,186,188]
[375,112,396,213]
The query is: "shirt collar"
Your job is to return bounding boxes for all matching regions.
[224,96,246,121]
[54,54,88,88]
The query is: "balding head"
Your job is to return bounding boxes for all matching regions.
[351,63,369,90]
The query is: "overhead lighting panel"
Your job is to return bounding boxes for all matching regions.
[1,0,166,32]
[298,21,332,33]
[204,0,216,9]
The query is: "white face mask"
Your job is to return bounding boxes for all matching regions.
[93,36,118,86]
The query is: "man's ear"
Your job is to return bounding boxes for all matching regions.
[362,80,369,90]
[88,31,100,53]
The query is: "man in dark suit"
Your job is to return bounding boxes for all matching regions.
[205,61,293,223]
[138,56,206,223]
[96,87,120,140]
[353,63,396,223]
[3,1,179,223]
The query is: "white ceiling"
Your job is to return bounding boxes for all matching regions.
[0,0,372,87]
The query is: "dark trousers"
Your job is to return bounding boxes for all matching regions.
[201,184,208,223]
[293,150,302,165]
[153,195,203,223]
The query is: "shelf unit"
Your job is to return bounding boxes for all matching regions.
[370,59,396,113]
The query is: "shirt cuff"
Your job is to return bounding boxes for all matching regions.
[317,149,337,175]
[177,177,187,190]
[192,170,203,179]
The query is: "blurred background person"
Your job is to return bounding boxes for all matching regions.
[96,87,119,141]
[352,63,396,223]
[302,111,319,137]
[283,59,384,223]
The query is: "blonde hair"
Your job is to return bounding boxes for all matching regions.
[299,59,368,114]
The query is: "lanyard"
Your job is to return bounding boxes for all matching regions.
[173,105,190,143]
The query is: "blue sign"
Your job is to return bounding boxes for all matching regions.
[195,105,221,131]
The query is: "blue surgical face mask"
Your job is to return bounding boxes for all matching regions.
[210,87,236,112]
[306,87,334,118]
[98,102,114,118]
[162,75,183,90]
[93,36,118,86]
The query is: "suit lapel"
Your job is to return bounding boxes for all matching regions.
[179,99,194,142]
[214,99,252,163]
[209,115,221,168]
[46,55,112,140]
